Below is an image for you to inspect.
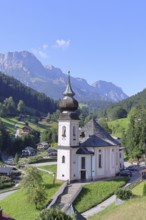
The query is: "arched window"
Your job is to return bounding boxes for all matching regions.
[73,126,76,136]
[62,126,66,137]
[62,155,65,163]
[112,149,115,167]
[98,149,102,168]
[116,151,118,165]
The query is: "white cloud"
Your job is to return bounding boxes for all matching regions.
[31,44,49,59]
[42,44,48,50]
[54,39,70,49]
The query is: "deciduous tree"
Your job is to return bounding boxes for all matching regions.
[21,166,47,209]
[123,106,146,161]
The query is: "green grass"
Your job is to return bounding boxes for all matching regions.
[0,190,39,220]
[88,181,145,220]
[88,196,146,220]
[39,165,57,173]
[28,157,57,164]
[132,181,144,196]
[74,178,128,213]
[0,169,62,220]
[0,116,57,134]
[87,204,116,220]
[108,118,129,138]
[18,155,57,165]
[0,117,25,133]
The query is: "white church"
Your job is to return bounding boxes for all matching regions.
[57,72,124,182]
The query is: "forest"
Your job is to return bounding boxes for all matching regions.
[0,72,58,115]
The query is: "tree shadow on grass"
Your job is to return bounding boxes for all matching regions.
[45,182,61,189]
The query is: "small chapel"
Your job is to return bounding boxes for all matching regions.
[57,72,124,182]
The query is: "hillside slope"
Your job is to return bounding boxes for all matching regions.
[0,72,57,114]
[104,88,146,119]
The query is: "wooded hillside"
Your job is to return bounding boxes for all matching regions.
[99,88,146,120]
[0,72,58,114]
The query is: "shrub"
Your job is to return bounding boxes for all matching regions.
[35,208,73,220]
[142,183,146,196]
[115,188,132,200]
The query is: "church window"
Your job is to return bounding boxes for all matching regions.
[62,155,65,163]
[62,126,66,137]
[81,157,85,169]
[80,132,85,138]
[98,150,102,168]
[112,149,115,167]
[73,126,76,136]
[116,151,118,165]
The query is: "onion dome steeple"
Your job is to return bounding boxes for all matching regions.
[59,71,78,112]
[63,70,75,97]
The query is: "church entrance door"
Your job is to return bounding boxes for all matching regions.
[81,170,86,180]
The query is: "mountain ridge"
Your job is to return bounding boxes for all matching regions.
[0,51,128,102]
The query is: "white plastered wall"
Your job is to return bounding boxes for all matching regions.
[94,146,120,179]
[58,120,79,147]
[57,149,70,181]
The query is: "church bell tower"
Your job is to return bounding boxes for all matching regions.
[57,71,80,181]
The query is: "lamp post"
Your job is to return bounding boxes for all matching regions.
[52,172,55,185]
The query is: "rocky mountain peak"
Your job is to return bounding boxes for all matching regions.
[0,51,128,102]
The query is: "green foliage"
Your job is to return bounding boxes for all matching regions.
[115,188,132,200]
[17,100,25,113]
[41,128,58,143]
[142,183,146,196]
[100,88,146,121]
[21,166,47,209]
[35,208,73,220]
[105,106,128,121]
[74,178,128,213]
[11,130,39,155]
[3,97,17,116]
[52,109,60,121]
[14,153,20,164]
[0,119,12,152]
[108,118,129,138]
[0,176,15,189]
[0,170,62,220]
[123,106,146,160]
[98,118,112,134]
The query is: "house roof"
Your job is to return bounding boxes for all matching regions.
[76,147,94,155]
[22,146,35,151]
[37,142,49,147]
[0,167,15,174]
[22,126,31,131]
[80,118,119,147]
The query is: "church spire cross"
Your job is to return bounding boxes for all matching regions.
[63,70,75,97]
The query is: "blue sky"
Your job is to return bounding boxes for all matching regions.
[0,0,146,96]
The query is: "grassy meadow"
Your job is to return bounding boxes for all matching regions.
[39,165,57,173]
[0,165,61,220]
[0,116,57,134]
[108,118,129,138]
[74,178,128,213]
[88,196,146,220]
[88,181,145,220]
